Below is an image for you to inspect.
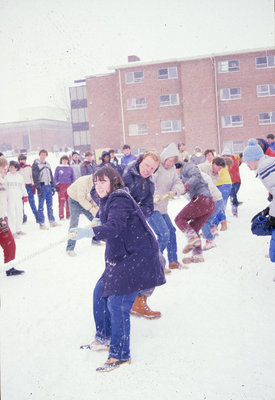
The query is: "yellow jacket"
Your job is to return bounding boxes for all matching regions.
[67,175,99,216]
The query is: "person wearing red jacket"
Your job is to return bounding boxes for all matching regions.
[221,148,241,217]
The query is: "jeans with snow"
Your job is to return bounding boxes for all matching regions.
[93,277,137,361]
[212,184,232,225]
[201,199,224,240]
[38,185,55,225]
[24,185,38,221]
[230,182,241,215]
[148,211,178,263]
[66,197,94,251]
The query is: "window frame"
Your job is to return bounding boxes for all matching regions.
[126,97,146,110]
[128,123,148,136]
[125,71,144,84]
[257,84,275,97]
[258,112,275,125]
[220,87,241,101]
[161,120,181,133]
[218,59,240,73]
[159,93,180,107]
[222,115,243,128]
[158,66,178,80]
[256,55,275,69]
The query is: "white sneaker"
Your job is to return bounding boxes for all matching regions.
[66,250,77,257]
[203,240,216,251]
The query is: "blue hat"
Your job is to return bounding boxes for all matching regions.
[243,139,264,162]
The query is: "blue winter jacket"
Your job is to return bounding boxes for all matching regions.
[93,188,166,297]
[270,230,275,262]
[122,159,155,218]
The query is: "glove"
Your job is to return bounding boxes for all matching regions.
[32,185,36,195]
[23,196,28,203]
[91,217,102,227]
[267,193,273,202]
[0,217,9,234]
[55,186,60,193]
[37,187,42,197]
[52,187,56,196]
[251,207,270,222]
[153,193,161,204]
[266,216,275,228]
[167,190,177,200]
[69,227,95,240]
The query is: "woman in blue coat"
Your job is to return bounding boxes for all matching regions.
[70,166,165,372]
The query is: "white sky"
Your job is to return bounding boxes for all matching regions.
[0,0,274,123]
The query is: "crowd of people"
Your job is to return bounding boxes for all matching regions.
[1,134,274,372]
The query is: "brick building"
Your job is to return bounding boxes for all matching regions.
[70,47,275,155]
[0,119,73,153]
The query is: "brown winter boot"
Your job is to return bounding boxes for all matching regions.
[220,220,227,231]
[131,296,161,319]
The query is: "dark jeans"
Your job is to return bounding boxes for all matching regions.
[148,211,178,263]
[66,197,94,251]
[93,277,137,361]
[24,185,38,221]
[38,185,55,225]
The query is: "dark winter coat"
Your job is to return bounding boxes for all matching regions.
[270,229,275,262]
[122,159,155,218]
[32,159,55,190]
[180,162,212,199]
[93,188,166,297]
[80,161,98,176]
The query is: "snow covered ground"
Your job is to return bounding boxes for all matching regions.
[1,156,275,400]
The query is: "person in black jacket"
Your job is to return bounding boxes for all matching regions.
[32,149,59,230]
[122,150,163,318]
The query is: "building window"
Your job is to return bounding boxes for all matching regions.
[158,67,178,80]
[257,84,275,97]
[258,112,275,125]
[220,87,241,100]
[256,55,275,69]
[222,115,243,128]
[71,108,88,123]
[73,130,90,146]
[161,120,181,133]
[70,85,87,100]
[223,140,245,153]
[126,97,146,110]
[218,60,240,73]
[128,123,148,136]
[160,94,180,106]
[125,71,144,84]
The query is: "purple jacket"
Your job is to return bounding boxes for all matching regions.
[93,188,166,297]
[54,165,75,185]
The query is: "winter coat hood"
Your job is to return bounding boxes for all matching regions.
[160,142,179,164]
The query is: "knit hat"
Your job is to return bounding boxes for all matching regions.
[221,147,231,156]
[243,138,264,162]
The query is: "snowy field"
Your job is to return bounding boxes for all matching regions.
[1,155,275,400]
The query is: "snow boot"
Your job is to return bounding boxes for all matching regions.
[220,220,227,231]
[182,236,201,254]
[203,240,216,251]
[6,267,25,276]
[80,341,109,351]
[182,255,204,264]
[96,358,131,373]
[131,296,161,319]
[169,261,181,269]
[164,267,171,274]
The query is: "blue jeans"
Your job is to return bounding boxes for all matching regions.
[24,185,38,221]
[66,197,94,251]
[201,199,224,240]
[93,277,137,361]
[230,182,241,215]
[38,185,55,225]
[213,184,232,225]
[148,211,178,263]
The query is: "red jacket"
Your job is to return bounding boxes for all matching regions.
[228,156,241,183]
